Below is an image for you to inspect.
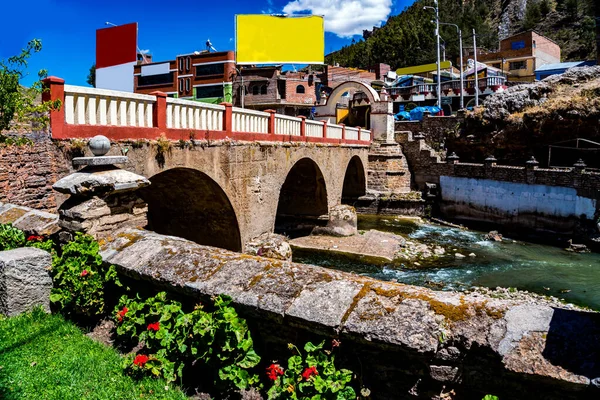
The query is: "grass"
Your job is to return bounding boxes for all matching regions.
[0,309,187,400]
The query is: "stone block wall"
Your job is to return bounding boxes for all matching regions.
[0,132,72,212]
[394,114,464,150]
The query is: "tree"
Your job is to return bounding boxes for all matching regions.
[565,0,579,20]
[0,39,60,132]
[86,63,96,87]
[522,1,542,30]
[540,0,552,16]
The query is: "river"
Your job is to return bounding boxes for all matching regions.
[293,215,600,310]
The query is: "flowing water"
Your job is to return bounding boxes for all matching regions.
[293,215,600,310]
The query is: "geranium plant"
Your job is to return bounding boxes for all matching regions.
[49,232,120,317]
[114,292,261,391]
[266,340,356,400]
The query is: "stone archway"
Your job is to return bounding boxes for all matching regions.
[274,158,328,237]
[342,156,367,205]
[139,167,242,251]
[318,81,380,124]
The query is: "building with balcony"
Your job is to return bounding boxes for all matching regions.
[476,31,561,82]
[133,50,235,103]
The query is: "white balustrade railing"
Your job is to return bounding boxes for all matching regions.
[232,107,269,134]
[305,120,324,138]
[60,84,371,142]
[166,98,224,131]
[274,115,302,136]
[64,85,155,127]
[360,129,371,142]
[326,124,343,140]
[345,127,359,141]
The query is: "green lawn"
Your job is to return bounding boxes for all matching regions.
[0,309,188,400]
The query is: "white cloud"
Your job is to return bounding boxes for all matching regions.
[282,0,392,38]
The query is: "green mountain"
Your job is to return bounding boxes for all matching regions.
[325,0,596,70]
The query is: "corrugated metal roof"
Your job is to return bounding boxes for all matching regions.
[535,61,586,72]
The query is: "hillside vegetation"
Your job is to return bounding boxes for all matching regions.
[326,0,596,69]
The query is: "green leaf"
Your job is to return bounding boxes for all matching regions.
[304,341,324,353]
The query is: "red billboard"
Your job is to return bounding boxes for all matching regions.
[96,22,137,69]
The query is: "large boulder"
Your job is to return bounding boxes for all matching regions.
[311,205,358,237]
[0,247,52,316]
[245,233,292,261]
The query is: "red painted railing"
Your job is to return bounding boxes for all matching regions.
[42,77,372,145]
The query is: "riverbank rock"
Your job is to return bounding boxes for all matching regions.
[245,233,292,261]
[484,230,503,242]
[311,205,357,237]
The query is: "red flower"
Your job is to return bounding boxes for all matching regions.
[266,363,284,381]
[302,366,318,380]
[147,322,160,331]
[133,354,149,367]
[116,307,128,322]
[80,270,88,277]
[27,235,43,241]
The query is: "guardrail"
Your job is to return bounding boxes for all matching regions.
[43,77,372,145]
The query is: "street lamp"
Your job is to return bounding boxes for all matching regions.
[439,22,464,109]
[424,0,441,108]
[473,28,479,107]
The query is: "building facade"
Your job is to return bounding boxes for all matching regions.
[133,51,235,103]
[477,31,561,82]
[232,66,319,116]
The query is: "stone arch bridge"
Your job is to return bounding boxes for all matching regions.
[119,143,368,251]
[42,77,379,251]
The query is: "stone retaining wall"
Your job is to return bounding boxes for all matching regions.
[394,114,463,150]
[397,131,600,236]
[0,132,72,212]
[100,228,600,400]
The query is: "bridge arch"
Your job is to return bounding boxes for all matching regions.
[341,155,367,204]
[139,167,242,252]
[274,157,328,236]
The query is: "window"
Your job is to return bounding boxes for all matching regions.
[137,72,174,87]
[296,85,305,94]
[511,40,525,50]
[509,61,527,70]
[195,63,225,76]
[260,85,267,95]
[195,85,223,99]
[252,85,259,95]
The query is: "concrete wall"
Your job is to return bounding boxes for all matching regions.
[397,131,600,236]
[440,176,597,233]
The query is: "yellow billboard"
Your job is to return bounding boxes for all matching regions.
[236,15,324,64]
[396,61,453,76]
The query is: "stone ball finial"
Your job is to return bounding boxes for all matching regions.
[89,135,111,156]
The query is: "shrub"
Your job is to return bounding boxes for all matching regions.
[0,223,53,252]
[265,340,356,400]
[49,232,120,317]
[116,292,261,391]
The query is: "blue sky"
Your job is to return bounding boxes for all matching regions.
[1,0,414,86]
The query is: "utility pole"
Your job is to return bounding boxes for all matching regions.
[473,28,479,107]
[424,0,441,108]
[235,68,244,108]
[439,22,464,109]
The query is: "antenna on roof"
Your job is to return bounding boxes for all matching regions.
[206,39,217,52]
